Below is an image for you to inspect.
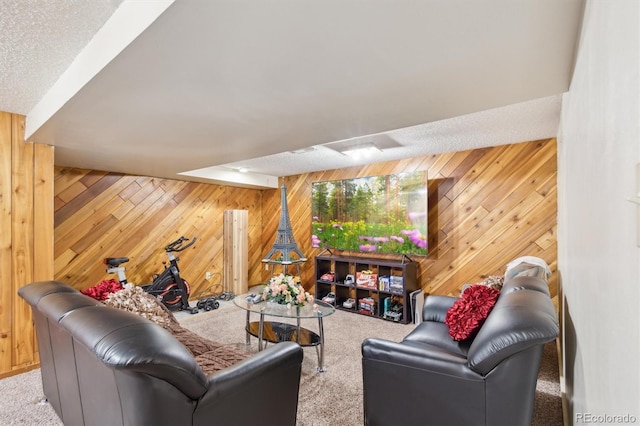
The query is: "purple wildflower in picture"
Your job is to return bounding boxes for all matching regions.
[405,229,427,249]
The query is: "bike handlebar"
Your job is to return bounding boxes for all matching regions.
[164,236,197,252]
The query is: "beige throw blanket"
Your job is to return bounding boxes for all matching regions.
[104,285,249,375]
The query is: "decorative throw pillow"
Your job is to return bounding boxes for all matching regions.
[445,285,500,341]
[81,278,123,301]
[103,284,174,327]
[481,275,504,291]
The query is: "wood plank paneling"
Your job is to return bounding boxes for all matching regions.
[266,139,558,307]
[11,115,35,368]
[0,112,54,378]
[0,112,13,375]
[223,210,249,295]
[53,169,264,299]
[51,139,556,307]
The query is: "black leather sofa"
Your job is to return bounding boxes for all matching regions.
[361,264,559,426]
[19,280,304,426]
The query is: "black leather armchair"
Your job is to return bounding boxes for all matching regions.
[361,267,559,426]
[19,281,304,426]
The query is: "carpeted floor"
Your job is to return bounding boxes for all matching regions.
[0,301,563,425]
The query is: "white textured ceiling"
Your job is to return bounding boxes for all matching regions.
[0,0,125,115]
[1,0,584,188]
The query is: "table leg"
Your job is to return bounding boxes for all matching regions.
[245,310,251,345]
[316,316,326,372]
[258,313,265,351]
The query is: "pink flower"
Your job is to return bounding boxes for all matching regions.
[269,286,279,296]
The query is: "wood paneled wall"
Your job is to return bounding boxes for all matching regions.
[54,169,265,298]
[264,138,558,304]
[54,138,557,308]
[0,112,54,378]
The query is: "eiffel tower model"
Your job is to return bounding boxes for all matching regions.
[262,183,307,272]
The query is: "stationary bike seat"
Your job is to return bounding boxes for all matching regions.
[103,257,129,267]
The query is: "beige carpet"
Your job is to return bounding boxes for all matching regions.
[0,302,562,425]
[181,304,413,426]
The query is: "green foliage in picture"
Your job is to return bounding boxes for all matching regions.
[311,172,427,256]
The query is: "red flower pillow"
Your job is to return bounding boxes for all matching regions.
[445,285,500,341]
[81,278,123,301]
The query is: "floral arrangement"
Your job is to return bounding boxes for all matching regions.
[262,274,314,308]
[81,278,123,301]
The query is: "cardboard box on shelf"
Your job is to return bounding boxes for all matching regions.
[356,271,378,288]
[378,276,390,291]
[359,297,376,315]
[390,276,404,293]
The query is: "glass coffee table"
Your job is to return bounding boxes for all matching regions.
[234,294,335,372]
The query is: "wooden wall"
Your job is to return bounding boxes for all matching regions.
[0,112,54,378]
[54,169,265,298]
[54,138,557,308]
[265,138,558,303]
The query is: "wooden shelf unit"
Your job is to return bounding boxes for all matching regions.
[314,254,418,324]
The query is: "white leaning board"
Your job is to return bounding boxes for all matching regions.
[410,290,424,324]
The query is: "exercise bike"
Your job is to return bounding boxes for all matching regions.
[103,236,200,314]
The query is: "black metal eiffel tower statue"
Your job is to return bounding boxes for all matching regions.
[262,182,307,264]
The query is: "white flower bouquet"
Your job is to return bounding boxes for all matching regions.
[262,274,314,308]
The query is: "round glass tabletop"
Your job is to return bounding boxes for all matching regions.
[233,292,335,319]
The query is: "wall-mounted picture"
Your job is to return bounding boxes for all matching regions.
[311,171,427,256]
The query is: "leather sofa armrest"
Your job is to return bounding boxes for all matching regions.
[362,338,486,426]
[193,342,303,426]
[422,295,458,323]
[362,337,479,379]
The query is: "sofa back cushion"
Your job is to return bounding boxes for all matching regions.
[403,321,472,357]
[59,305,208,399]
[18,280,79,306]
[501,275,550,296]
[467,287,558,375]
[37,292,104,322]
